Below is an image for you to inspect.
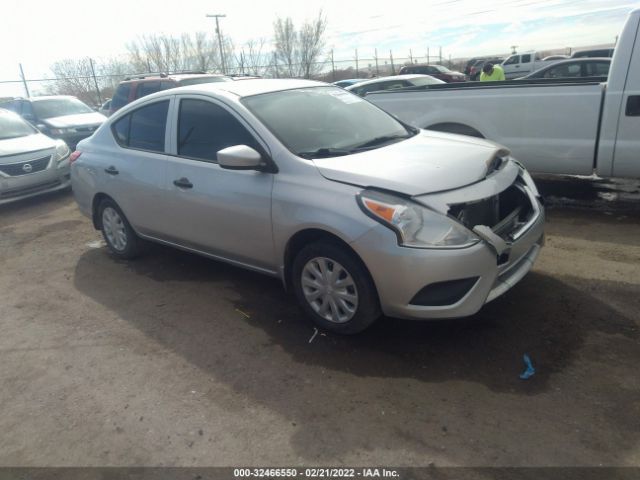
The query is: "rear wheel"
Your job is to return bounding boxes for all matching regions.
[98,198,141,259]
[292,241,381,334]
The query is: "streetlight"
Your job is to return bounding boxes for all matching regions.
[206,14,227,74]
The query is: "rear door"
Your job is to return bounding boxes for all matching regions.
[162,95,276,272]
[98,99,171,237]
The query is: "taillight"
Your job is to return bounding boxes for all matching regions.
[69,151,82,164]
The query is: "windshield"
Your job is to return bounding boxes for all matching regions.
[32,98,94,119]
[410,76,445,86]
[0,112,38,140]
[434,65,452,73]
[242,86,412,158]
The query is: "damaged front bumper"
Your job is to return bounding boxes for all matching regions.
[350,159,545,320]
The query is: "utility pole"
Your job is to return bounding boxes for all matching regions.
[206,14,227,74]
[88,58,102,105]
[374,48,379,76]
[355,49,359,76]
[18,63,30,98]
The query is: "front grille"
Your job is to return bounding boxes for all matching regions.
[0,155,51,176]
[448,181,535,240]
[75,126,98,133]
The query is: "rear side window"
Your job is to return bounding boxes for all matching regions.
[112,100,169,153]
[136,81,166,99]
[111,84,132,110]
[585,62,610,76]
[521,54,531,63]
[177,99,259,162]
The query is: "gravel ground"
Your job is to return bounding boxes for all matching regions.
[0,176,638,467]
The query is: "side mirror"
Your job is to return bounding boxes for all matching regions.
[217,145,264,170]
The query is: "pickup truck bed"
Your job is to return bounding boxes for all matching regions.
[366,6,640,179]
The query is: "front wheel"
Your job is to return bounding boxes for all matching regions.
[292,242,381,334]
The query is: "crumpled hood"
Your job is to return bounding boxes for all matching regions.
[42,112,106,128]
[0,133,57,160]
[313,130,508,196]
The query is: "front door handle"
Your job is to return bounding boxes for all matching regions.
[173,177,193,189]
[626,95,640,116]
[104,166,119,175]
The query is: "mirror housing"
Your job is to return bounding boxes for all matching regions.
[217,145,264,171]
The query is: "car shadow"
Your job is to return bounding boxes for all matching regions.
[73,242,639,461]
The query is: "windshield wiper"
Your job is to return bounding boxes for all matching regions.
[350,134,410,151]
[297,148,352,159]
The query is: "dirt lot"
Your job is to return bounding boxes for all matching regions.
[0,176,639,467]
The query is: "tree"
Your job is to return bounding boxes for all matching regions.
[298,11,328,79]
[126,32,228,74]
[273,10,327,78]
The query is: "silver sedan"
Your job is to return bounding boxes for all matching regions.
[0,108,71,205]
[71,79,544,334]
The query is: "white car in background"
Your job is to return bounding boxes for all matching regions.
[0,108,71,205]
[346,74,445,97]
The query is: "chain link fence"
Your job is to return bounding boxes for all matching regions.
[1,48,469,108]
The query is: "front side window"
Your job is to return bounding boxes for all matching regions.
[111,100,169,153]
[242,86,413,158]
[0,101,19,113]
[503,55,519,65]
[177,99,259,162]
[31,98,93,119]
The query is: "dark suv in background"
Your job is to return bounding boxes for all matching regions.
[108,72,231,115]
[398,64,466,82]
[0,96,106,149]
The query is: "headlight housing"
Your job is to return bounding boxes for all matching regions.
[54,141,71,163]
[357,190,480,249]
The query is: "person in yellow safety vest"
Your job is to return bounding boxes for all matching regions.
[480,62,506,81]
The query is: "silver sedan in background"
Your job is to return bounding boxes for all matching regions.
[0,108,71,205]
[71,79,544,334]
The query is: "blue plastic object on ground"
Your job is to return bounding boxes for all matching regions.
[520,354,535,380]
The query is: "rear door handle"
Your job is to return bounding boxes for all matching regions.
[625,95,640,116]
[104,166,119,175]
[173,177,193,189]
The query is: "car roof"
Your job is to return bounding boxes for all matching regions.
[345,74,435,89]
[121,73,229,84]
[1,95,76,103]
[166,78,328,98]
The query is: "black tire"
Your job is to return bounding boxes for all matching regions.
[97,198,142,259]
[292,241,381,334]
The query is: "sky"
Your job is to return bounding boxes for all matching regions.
[1,0,637,96]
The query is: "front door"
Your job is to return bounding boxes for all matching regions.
[163,96,276,273]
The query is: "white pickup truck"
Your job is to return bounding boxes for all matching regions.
[501,51,559,78]
[366,7,640,179]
